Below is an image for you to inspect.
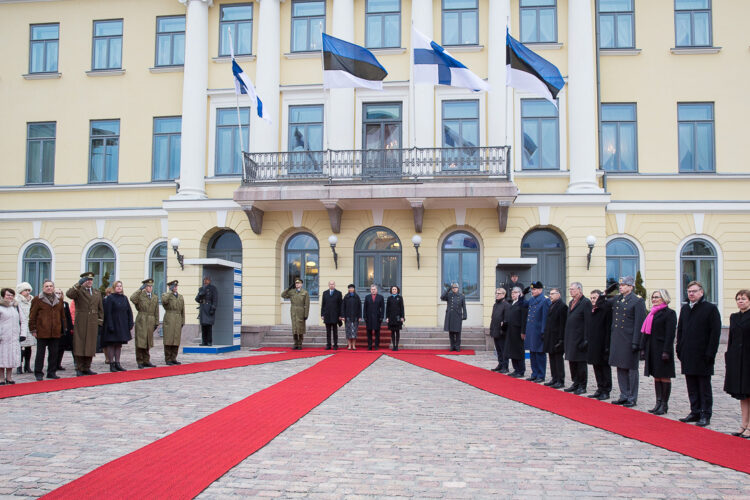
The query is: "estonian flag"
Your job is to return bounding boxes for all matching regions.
[412,26,490,92]
[232,58,270,123]
[506,31,565,106]
[322,33,388,90]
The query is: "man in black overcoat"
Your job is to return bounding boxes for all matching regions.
[320,280,343,350]
[677,280,722,427]
[564,282,592,395]
[489,288,511,372]
[363,284,385,350]
[609,276,647,407]
[195,276,218,346]
[543,288,567,388]
[441,282,467,351]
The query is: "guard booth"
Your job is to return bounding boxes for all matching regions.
[496,257,538,295]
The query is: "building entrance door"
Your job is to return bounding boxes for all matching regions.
[354,227,401,300]
[521,229,566,300]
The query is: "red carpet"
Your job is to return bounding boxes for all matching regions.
[0,351,325,400]
[42,352,381,500]
[389,353,750,474]
[256,347,475,355]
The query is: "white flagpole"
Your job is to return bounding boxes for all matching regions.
[409,22,415,149]
[228,28,246,156]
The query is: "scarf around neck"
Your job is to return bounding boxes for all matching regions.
[641,303,667,334]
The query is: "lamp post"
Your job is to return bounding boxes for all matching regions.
[170,237,185,271]
[586,235,596,270]
[328,235,338,269]
[412,234,422,269]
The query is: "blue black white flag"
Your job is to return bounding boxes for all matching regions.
[232,59,269,123]
[506,31,565,106]
[322,33,388,90]
[412,26,490,92]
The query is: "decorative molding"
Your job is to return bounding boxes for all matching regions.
[149,66,184,73]
[454,207,466,226]
[95,219,105,238]
[514,194,611,206]
[408,198,425,233]
[0,208,166,221]
[371,207,384,226]
[85,69,126,76]
[241,204,264,235]
[216,210,228,228]
[321,200,342,233]
[160,218,169,238]
[284,51,320,59]
[369,47,407,55]
[441,44,484,53]
[537,206,550,226]
[32,220,41,239]
[497,203,509,232]
[0,181,176,193]
[693,213,704,234]
[523,42,563,50]
[23,72,61,80]
[162,199,241,211]
[615,213,626,234]
[212,55,255,63]
[670,46,721,55]
[607,201,750,213]
[292,208,303,228]
[606,173,750,179]
[599,48,641,56]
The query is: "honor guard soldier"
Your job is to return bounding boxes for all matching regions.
[66,272,104,376]
[161,280,185,365]
[281,278,310,349]
[130,278,159,368]
[609,276,647,407]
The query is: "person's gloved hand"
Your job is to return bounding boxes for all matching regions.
[140,283,147,291]
[605,282,618,295]
[78,277,88,285]
[631,343,640,352]
[522,287,530,295]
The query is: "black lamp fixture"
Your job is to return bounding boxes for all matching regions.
[170,237,185,271]
[412,234,422,269]
[328,235,338,269]
[586,235,596,270]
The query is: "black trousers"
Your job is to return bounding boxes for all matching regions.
[568,360,588,388]
[510,358,525,375]
[366,328,380,349]
[592,363,613,393]
[35,337,60,377]
[200,324,213,345]
[548,352,565,383]
[449,332,462,350]
[390,328,400,348]
[54,346,67,369]
[325,323,339,347]
[493,336,508,370]
[685,374,713,417]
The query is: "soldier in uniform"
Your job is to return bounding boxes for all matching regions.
[195,276,218,346]
[524,281,550,382]
[130,278,159,368]
[609,275,647,407]
[66,272,104,376]
[441,282,467,351]
[161,280,185,365]
[281,278,309,349]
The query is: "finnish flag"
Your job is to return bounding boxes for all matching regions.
[232,58,271,123]
[412,26,490,92]
[506,30,565,106]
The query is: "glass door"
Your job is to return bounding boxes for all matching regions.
[363,103,402,178]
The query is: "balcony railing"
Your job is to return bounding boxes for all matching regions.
[242,146,511,184]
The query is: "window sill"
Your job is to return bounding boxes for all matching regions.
[149,66,184,73]
[600,48,641,56]
[441,44,484,53]
[212,55,256,63]
[514,169,567,176]
[284,51,321,59]
[86,69,126,76]
[670,46,721,55]
[23,72,62,80]
[521,42,563,50]
[368,47,407,55]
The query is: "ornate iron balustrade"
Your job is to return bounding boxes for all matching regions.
[242,146,511,184]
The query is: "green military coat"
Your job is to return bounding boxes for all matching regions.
[161,292,185,346]
[65,284,104,357]
[130,289,159,349]
[281,287,310,335]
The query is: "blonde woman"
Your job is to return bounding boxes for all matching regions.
[642,289,677,415]
[16,282,34,374]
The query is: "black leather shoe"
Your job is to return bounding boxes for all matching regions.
[144,362,156,368]
[679,414,700,423]
[46,374,60,380]
[612,398,628,405]
[550,382,564,389]
[110,363,118,372]
[533,377,544,383]
[172,361,182,365]
[543,380,556,386]
[509,372,524,378]
[76,370,84,377]
[325,346,331,350]
[525,376,537,381]
[35,374,44,381]
[199,343,207,346]
[166,361,175,365]
[563,385,578,392]
[116,363,127,371]
[597,392,610,400]
[587,391,602,398]
[695,416,710,427]
[622,401,636,408]
[573,387,587,395]
[333,346,338,350]
[82,370,97,376]
[138,364,145,369]
[499,368,509,374]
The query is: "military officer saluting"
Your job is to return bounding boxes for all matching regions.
[161,280,185,365]
[130,278,159,369]
[66,272,104,376]
[609,276,647,407]
[281,278,310,349]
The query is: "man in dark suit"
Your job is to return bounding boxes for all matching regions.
[564,282,592,394]
[677,280,722,427]
[363,284,384,350]
[195,276,218,346]
[320,280,343,350]
[609,276,647,407]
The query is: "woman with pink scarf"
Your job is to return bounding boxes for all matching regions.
[642,289,677,415]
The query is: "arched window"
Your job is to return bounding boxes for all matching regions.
[521,228,565,299]
[207,230,242,263]
[354,227,401,297]
[442,231,479,300]
[149,242,168,298]
[86,243,115,290]
[681,238,717,303]
[606,238,639,288]
[22,243,52,295]
[284,233,319,299]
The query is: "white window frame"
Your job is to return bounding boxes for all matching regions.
[434,86,487,150]
[17,239,55,285]
[512,87,567,173]
[354,85,409,150]
[674,233,723,312]
[80,238,120,281]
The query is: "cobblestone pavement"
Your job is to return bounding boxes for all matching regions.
[1,340,749,499]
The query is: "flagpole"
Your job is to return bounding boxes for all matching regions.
[228,28,246,156]
[409,22,415,150]
[505,18,512,181]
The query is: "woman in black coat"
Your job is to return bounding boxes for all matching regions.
[101,281,134,372]
[489,288,510,372]
[586,290,613,400]
[54,288,74,371]
[385,286,405,351]
[341,284,362,350]
[724,289,750,438]
[543,289,567,388]
[504,287,527,377]
[641,289,677,415]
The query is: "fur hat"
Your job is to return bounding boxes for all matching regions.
[16,282,32,294]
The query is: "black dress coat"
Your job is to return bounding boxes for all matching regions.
[385,294,405,330]
[60,301,74,351]
[503,298,527,360]
[441,290,467,333]
[643,307,677,378]
[320,289,343,324]
[363,293,385,330]
[195,284,218,326]
[543,299,567,354]
[609,292,647,370]
[101,293,133,345]
[724,310,750,399]
[489,299,510,339]
[676,297,722,376]
[341,292,362,322]
[564,296,592,363]
[586,295,612,365]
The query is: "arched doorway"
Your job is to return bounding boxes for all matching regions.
[207,230,242,263]
[204,230,242,348]
[354,227,401,299]
[521,228,566,300]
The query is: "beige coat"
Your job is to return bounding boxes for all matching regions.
[130,290,159,349]
[281,287,309,335]
[66,284,104,357]
[161,292,185,346]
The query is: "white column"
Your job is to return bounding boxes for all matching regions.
[327,0,355,150]
[411,0,434,148]
[174,0,211,200]
[487,0,510,147]
[251,0,281,153]
[566,0,601,193]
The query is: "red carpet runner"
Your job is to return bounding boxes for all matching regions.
[389,353,750,475]
[42,352,381,500]
[256,347,475,355]
[0,351,325,400]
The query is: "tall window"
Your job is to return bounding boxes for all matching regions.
[291,0,325,52]
[681,239,716,303]
[149,243,168,299]
[29,24,59,74]
[521,98,558,170]
[675,0,711,47]
[288,105,324,174]
[442,100,479,170]
[442,231,479,301]
[26,122,56,185]
[599,0,634,49]
[363,102,402,178]
[155,16,185,67]
[86,243,116,290]
[678,103,714,173]
[153,117,181,181]
[23,244,52,296]
[601,103,637,172]
[366,0,400,48]
[89,119,120,183]
[215,108,249,175]
[284,233,319,299]
[220,4,253,56]
[92,20,123,70]
[606,238,639,288]
[520,0,556,43]
[442,0,478,46]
